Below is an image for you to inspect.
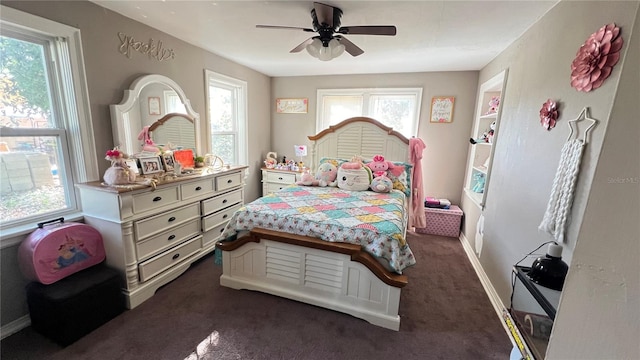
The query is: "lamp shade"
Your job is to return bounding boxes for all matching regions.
[306,38,345,61]
[528,243,568,291]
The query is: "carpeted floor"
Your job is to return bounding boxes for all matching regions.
[1,231,512,360]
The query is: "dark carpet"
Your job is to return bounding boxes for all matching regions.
[1,231,512,360]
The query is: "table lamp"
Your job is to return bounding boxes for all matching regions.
[528,243,568,291]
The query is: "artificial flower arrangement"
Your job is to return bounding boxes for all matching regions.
[103,146,136,185]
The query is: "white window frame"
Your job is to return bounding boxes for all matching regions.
[1,6,97,241]
[204,70,248,166]
[316,87,423,138]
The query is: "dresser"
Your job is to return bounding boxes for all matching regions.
[76,166,246,308]
[261,168,302,195]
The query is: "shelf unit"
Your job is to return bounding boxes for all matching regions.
[464,69,508,208]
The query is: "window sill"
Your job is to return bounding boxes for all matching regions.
[0,212,84,249]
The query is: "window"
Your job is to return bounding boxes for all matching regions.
[0,6,97,234]
[205,70,247,166]
[317,88,423,138]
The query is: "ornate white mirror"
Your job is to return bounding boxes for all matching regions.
[110,74,201,155]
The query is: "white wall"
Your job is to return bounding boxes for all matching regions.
[271,72,479,204]
[474,1,639,358]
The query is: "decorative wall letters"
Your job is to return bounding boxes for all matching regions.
[118,32,175,61]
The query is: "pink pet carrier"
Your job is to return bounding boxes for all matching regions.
[18,218,106,285]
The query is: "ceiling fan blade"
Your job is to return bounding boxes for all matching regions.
[335,36,364,57]
[290,37,315,53]
[313,2,342,29]
[256,25,314,32]
[338,26,397,36]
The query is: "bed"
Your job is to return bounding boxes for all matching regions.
[216,117,415,331]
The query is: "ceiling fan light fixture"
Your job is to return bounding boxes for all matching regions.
[306,38,322,58]
[330,38,345,58]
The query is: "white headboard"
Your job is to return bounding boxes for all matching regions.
[307,117,410,170]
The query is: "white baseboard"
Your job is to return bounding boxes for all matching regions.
[1,315,30,340]
[458,233,514,345]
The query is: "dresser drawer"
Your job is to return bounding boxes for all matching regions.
[266,182,291,194]
[181,178,214,200]
[202,222,227,247]
[135,203,200,240]
[136,218,201,261]
[265,171,297,184]
[138,236,202,282]
[202,203,242,232]
[216,172,242,191]
[201,189,243,216]
[132,187,180,214]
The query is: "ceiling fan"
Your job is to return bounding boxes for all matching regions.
[256,2,396,61]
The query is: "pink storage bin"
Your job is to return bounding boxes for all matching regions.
[416,205,463,238]
[18,218,106,285]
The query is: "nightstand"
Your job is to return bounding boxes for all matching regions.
[261,168,301,196]
[509,266,561,360]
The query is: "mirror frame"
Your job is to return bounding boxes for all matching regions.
[110,74,201,155]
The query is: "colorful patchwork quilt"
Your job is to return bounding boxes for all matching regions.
[220,185,416,273]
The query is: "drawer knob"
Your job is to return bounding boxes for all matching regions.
[219,228,224,233]
[278,177,283,180]
[222,199,228,203]
[168,234,176,241]
[168,216,176,222]
[195,186,202,191]
[227,179,233,184]
[223,214,228,219]
[153,196,162,202]
[172,253,180,260]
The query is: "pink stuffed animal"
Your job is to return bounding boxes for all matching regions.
[138,126,159,153]
[296,163,337,187]
[367,155,393,178]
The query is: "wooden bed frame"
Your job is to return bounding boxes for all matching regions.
[217,117,411,330]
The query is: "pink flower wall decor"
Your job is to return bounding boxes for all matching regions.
[540,99,559,131]
[571,23,623,92]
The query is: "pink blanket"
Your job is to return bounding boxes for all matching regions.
[409,137,426,228]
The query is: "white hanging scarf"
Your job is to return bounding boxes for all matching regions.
[539,107,597,243]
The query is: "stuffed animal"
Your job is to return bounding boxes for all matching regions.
[367,154,393,178]
[486,96,500,115]
[296,163,337,187]
[370,175,393,193]
[137,125,159,153]
[337,161,372,191]
[472,173,486,193]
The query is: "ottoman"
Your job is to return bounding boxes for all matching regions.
[416,205,464,237]
[25,263,124,346]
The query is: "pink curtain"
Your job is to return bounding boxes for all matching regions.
[409,137,426,229]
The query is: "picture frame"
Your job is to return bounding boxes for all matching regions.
[429,96,455,123]
[139,156,163,175]
[124,159,140,175]
[161,152,176,172]
[276,98,308,114]
[148,97,161,115]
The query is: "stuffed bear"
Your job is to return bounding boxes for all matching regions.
[370,175,393,193]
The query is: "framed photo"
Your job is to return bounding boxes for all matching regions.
[276,98,308,114]
[139,156,163,175]
[161,152,175,172]
[429,96,455,123]
[148,97,161,115]
[124,159,140,175]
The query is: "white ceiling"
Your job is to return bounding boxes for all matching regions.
[91,0,558,77]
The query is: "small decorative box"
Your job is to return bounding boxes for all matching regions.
[416,205,463,237]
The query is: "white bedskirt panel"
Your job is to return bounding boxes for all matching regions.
[220,239,402,331]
